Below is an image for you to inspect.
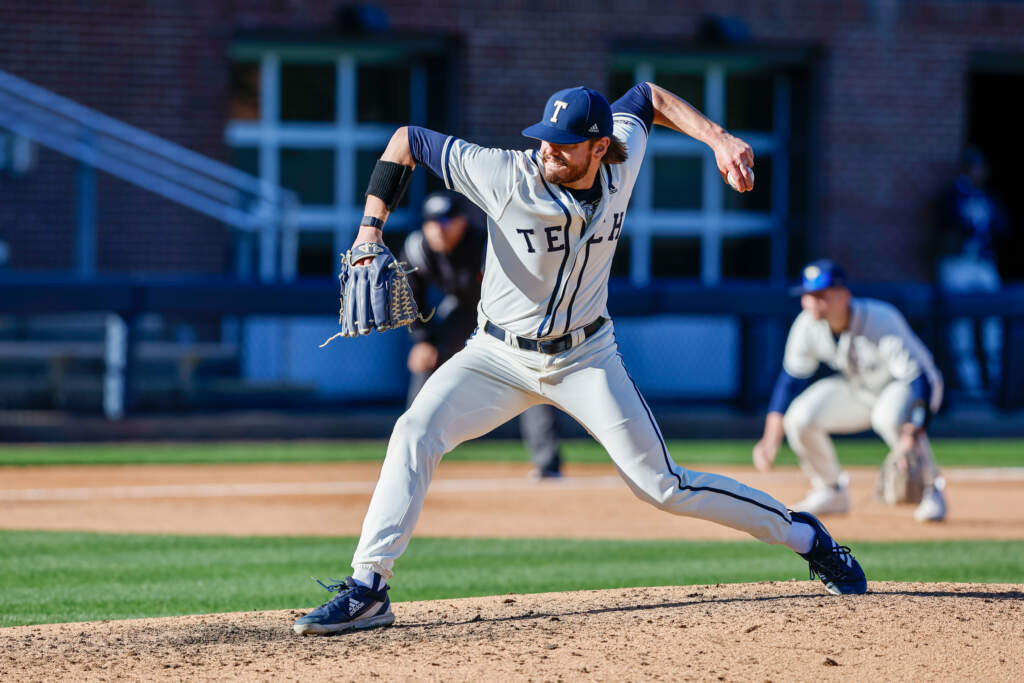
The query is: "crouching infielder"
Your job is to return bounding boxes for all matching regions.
[752,259,947,522]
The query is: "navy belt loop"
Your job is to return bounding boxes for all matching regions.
[484,317,605,355]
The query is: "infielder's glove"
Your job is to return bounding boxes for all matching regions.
[875,442,926,505]
[320,242,429,346]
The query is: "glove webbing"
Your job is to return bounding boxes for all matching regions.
[381,263,433,331]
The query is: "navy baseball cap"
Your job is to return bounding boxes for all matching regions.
[422,191,464,222]
[522,86,613,144]
[790,259,848,295]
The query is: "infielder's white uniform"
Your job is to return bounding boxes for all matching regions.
[780,298,944,490]
[352,87,793,580]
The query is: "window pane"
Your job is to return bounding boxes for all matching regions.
[609,67,635,101]
[424,55,451,130]
[723,155,772,212]
[280,148,335,205]
[722,234,771,279]
[610,235,631,278]
[355,148,411,208]
[653,70,704,111]
[358,64,410,123]
[651,236,700,278]
[230,61,260,121]
[230,147,259,177]
[726,71,774,132]
[652,155,702,209]
[281,63,336,122]
[297,231,334,277]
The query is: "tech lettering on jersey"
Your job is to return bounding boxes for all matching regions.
[516,226,567,253]
[516,228,537,253]
[544,225,565,251]
[608,211,624,241]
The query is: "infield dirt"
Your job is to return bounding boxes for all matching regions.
[2,462,1023,540]
[2,582,1022,681]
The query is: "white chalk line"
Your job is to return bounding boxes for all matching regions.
[0,468,1022,503]
[0,476,625,502]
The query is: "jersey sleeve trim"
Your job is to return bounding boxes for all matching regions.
[440,135,455,190]
[613,112,649,139]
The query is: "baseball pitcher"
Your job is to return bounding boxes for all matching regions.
[752,259,946,522]
[295,83,867,636]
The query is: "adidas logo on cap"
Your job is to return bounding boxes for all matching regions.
[588,123,600,133]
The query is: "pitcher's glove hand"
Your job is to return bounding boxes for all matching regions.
[320,242,429,346]
[875,442,926,505]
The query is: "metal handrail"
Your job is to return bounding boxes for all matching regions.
[0,68,299,280]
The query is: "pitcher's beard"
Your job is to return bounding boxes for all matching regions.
[542,157,588,185]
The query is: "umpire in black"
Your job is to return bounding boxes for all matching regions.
[401,191,563,478]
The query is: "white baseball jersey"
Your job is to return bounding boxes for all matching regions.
[783,297,943,412]
[417,112,648,339]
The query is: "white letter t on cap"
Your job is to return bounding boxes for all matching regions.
[550,100,569,123]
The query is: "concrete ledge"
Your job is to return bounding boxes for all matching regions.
[1,406,1022,443]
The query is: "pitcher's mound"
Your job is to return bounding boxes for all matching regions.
[2,582,1022,681]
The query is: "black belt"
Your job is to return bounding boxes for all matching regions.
[484,317,606,355]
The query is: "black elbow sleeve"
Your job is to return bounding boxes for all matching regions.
[366,160,414,210]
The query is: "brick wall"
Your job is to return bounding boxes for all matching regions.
[2,0,1022,280]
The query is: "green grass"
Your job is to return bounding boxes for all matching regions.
[0,438,1023,468]
[1,530,1021,627]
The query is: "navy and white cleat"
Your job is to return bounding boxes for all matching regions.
[790,510,867,595]
[292,576,395,636]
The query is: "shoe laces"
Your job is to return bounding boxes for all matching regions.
[308,576,360,611]
[311,576,388,605]
[314,576,356,594]
[808,542,856,581]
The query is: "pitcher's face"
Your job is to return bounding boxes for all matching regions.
[539,139,602,185]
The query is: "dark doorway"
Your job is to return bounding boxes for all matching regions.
[967,69,1024,282]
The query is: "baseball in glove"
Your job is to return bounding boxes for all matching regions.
[875,441,926,505]
[320,241,430,346]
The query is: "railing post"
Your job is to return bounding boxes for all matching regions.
[103,313,126,420]
[259,225,277,282]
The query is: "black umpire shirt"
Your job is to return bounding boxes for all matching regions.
[400,226,488,350]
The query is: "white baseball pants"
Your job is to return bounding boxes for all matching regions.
[352,320,792,580]
[783,376,940,490]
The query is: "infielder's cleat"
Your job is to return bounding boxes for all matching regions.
[791,510,867,595]
[914,485,947,522]
[528,467,563,481]
[292,576,394,636]
[791,483,850,516]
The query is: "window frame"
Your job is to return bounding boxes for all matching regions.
[613,54,795,286]
[226,41,445,279]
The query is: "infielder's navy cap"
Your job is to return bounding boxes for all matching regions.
[521,86,614,144]
[422,191,464,222]
[791,259,848,295]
